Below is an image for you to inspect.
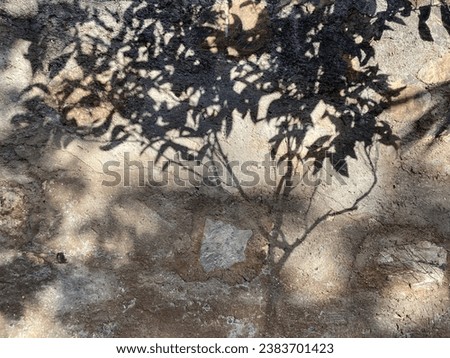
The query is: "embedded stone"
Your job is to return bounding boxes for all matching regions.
[200,219,253,272]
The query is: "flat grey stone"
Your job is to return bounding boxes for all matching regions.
[200,219,253,272]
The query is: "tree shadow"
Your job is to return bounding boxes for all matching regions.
[9,0,403,171]
[0,0,448,336]
[400,80,450,147]
[416,1,450,41]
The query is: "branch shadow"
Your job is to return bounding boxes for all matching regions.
[0,0,448,336]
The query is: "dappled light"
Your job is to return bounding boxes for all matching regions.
[0,0,449,337]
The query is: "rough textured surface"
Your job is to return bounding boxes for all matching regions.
[417,53,450,85]
[377,241,447,288]
[0,0,449,338]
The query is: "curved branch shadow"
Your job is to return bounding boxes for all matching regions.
[0,0,448,336]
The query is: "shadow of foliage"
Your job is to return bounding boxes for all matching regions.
[0,0,449,336]
[7,0,411,187]
[401,80,450,147]
[416,1,450,41]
